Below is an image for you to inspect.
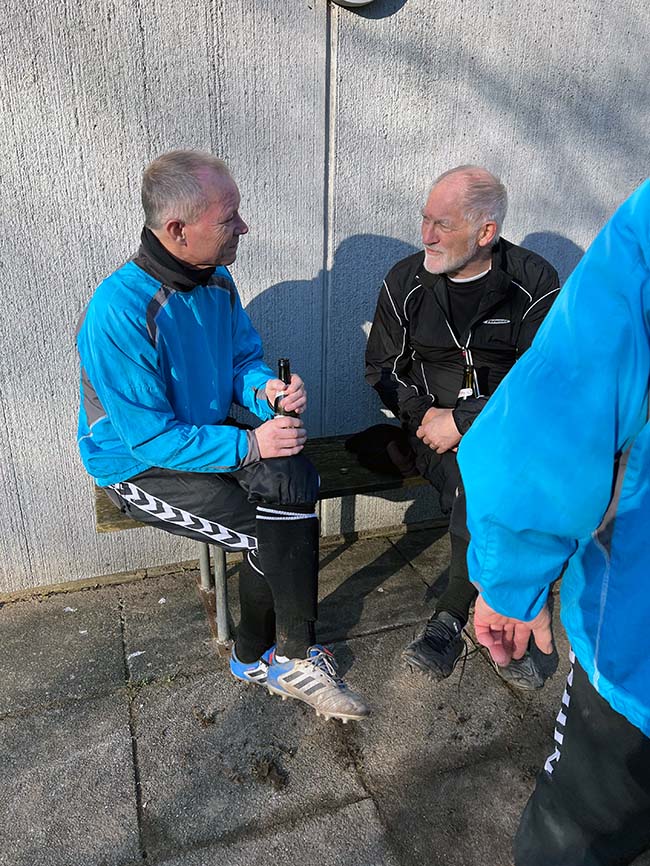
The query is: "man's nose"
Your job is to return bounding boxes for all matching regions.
[236,216,249,236]
[422,222,439,245]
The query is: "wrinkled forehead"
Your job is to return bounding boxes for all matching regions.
[423,176,468,220]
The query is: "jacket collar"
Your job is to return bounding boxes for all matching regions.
[133,227,216,292]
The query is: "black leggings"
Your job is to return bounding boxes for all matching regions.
[105,454,320,661]
[410,436,477,623]
[516,655,650,866]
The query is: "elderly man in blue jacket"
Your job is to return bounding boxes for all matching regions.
[459,181,650,864]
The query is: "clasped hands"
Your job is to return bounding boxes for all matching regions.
[416,406,462,453]
[255,374,308,459]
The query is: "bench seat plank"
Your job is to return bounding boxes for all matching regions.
[95,433,424,532]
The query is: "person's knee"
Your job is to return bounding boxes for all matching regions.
[251,454,320,506]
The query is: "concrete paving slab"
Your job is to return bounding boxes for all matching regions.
[133,669,367,861]
[389,529,452,604]
[338,627,560,866]
[120,570,218,683]
[155,798,399,866]
[0,589,124,714]
[316,536,433,643]
[0,693,140,866]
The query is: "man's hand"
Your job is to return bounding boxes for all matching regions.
[473,595,554,667]
[262,374,307,415]
[416,407,461,453]
[254,416,307,458]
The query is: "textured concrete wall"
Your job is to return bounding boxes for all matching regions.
[1,0,648,591]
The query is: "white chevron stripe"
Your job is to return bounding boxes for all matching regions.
[544,650,575,776]
[544,748,561,775]
[109,482,256,550]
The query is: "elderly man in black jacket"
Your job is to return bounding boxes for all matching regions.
[365,165,560,688]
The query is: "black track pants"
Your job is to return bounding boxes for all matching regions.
[105,454,320,661]
[410,436,476,620]
[515,653,650,866]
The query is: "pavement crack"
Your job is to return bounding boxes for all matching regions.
[336,724,405,865]
[119,595,148,862]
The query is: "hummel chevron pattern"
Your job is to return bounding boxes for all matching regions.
[544,649,575,775]
[110,482,256,550]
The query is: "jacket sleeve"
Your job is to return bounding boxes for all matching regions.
[365,277,433,429]
[458,181,650,621]
[229,287,275,422]
[80,304,258,473]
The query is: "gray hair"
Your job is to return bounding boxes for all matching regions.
[141,150,231,229]
[432,165,508,242]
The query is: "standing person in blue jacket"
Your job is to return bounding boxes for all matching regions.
[459,180,650,865]
[76,150,369,723]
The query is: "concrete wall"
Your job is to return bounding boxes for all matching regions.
[1,0,648,592]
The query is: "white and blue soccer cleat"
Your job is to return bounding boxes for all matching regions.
[230,645,275,687]
[266,645,370,723]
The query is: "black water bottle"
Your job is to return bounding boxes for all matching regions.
[274,358,299,418]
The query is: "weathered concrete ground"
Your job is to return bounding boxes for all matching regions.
[2,527,649,866]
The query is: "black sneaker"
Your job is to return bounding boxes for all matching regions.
[495,651,545,691]
[402,611,465,680]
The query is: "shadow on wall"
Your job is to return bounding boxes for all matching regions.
[245,233,419,434]
[521,232,585,285]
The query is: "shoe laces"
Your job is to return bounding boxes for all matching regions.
[307,647,344,686]
[421,617,461,652]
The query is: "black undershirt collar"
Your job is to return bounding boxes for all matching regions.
[135,226,216,291]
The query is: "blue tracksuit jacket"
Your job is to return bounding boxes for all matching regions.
[76,257,275,486]
[459,180,650,735]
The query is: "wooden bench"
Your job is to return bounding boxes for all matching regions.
[95,433,426,645]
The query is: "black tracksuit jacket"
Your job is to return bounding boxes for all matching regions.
[365,238,560,436]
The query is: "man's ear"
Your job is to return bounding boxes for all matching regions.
[162,218,187,247]
[477,221,497,249]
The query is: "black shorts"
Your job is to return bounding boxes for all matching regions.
[104,454,320,552]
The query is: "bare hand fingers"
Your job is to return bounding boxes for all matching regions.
[512,623,533,660]
[475,624,512,666]
[532,621,554,655]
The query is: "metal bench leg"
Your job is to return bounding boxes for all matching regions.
[213,547,230,644]
[199,542,214,591]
